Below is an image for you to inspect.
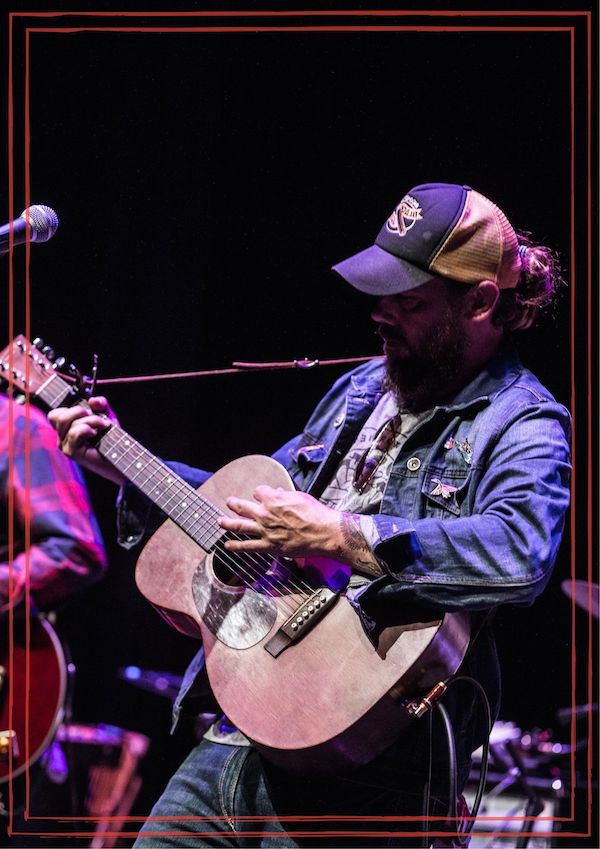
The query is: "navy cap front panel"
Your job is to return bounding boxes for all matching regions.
[374,183,467,271]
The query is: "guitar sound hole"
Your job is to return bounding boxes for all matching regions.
[211,545,245,586]
[211,535,290,593]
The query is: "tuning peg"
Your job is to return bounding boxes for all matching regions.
[41,345,55,361]
[32,337,44,350]
[54,356,66,370]
[68,363,83,386]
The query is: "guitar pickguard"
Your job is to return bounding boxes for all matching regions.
[191,555,278,649]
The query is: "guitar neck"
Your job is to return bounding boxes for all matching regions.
[96,425,224,554]
[32,368,223,554]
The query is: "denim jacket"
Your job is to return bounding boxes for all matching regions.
[272,344,571,619]
[117,344,571,757]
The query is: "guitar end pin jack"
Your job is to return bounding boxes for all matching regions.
[404,681,448,719]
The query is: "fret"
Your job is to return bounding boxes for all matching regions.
[148,472,181,508]
[154,476,192,515]
[183,508,219,541]
[180,504,224,550]
[97,424,226,553]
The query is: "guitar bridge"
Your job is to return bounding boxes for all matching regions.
[264,588,338,658]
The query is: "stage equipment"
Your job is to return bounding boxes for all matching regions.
[53,723,149,849]
[117,665,183,701]
[466,721,570,848]
[3,723,149,848]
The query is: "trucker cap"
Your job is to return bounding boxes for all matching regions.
[332,183,522,296]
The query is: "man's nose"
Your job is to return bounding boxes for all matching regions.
[371,295,400,323]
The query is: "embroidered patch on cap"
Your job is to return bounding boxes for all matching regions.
[386,194,423,237]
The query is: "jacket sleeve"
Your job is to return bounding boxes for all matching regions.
[0,405,107,614]
[356,398,571,617]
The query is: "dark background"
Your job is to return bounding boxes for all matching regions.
[1,3,596,842]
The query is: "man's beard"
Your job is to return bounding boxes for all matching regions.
[383,305,470,413]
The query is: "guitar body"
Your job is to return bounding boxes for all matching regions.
[0,616,67,783]
[135,456,471,771]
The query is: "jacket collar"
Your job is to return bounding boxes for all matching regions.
[440,343,524,411]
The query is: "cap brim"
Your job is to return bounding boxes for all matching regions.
[332,244,435,295]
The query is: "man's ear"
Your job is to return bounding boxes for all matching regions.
[467,280,500,320]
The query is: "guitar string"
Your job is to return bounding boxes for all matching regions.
[100,428,317,614]
[215,538,316,609]
[218,534,323,601]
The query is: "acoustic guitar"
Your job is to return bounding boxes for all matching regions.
[0,615,67,784]
[1,335,470,771]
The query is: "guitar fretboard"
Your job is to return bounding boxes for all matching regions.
[97,425,225,553]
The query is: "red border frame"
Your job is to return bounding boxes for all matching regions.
[5,7,593,843]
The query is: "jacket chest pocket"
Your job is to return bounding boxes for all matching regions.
[288,441,328,490]
[421,465,470,518]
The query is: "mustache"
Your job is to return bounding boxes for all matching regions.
[376,326,405,343]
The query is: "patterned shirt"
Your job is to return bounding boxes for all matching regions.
[320,391,431,513]
[320,391,431,581]
[0,394,107,614]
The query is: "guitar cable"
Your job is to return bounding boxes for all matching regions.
[441,675,493,841]
[448,675,493,833]
[420,674,492,848]
[436,701,458,825]
[421,700,458,849]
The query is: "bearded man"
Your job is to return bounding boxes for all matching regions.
[49,182,571,848]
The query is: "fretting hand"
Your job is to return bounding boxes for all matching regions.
[48,397,126,486]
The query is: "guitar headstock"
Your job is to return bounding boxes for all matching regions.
[0,335,79,409]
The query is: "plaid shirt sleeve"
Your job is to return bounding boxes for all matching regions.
[0,397,108,614]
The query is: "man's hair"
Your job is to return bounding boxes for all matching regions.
[492,231,565,332]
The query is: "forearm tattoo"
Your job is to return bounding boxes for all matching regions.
[339,513,385,577]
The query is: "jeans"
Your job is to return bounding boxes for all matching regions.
[132,741,455,849]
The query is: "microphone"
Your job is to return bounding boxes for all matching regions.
[0,204,59,255]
